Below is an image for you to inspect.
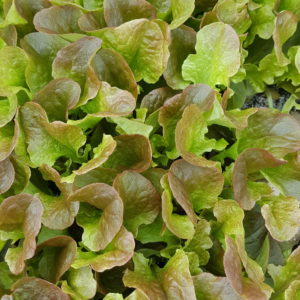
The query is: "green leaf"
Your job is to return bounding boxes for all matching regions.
[9,277,69,299]
[184,219,213,266]
[213,199,244,239]
[82,81,136,117]
[182,22,240,87]
[158,84,216,158]
[259,195,300,242]
[90,19,170,83]
[175,104,227,167]
[123,253,166,299]
[0,46,28,88]
[69,183,123,251]
[74,167,118,188]
[0,119,19,161]
[136,214,179,247]
[37,226,68,244]
[285,280,300,300]
[282,46,300,86]
[262,153,300,201]
[0,94,18,127]
[224,236,273,299]
[159,249,197,300]
[268,246,300,299]
[273,10,298,66]
[278,0,300,17]
[52,36,102,106]
[35,236,77,283]
[233,148,284,210]
[0,158,14,194]
[245,0,276,46]
[164,25,196,90]
[33,5,83,34]
[61,266,97,300]
[193,272,240,300]
[214,0,251,34]
[0,0,27,28]
[161,174,195,240]
[110,116,153,137]
[32,78,81,122]
[21,32,69,94]
[255,235,270,273]
[72,227,135,272]
[258,52,288,85]
[103,0,156,27]
[103,134,152,173]
[0,194,43,274]
[237,109,300,158]
[169,159,224,213]
[148,0,171,19]
[0,261,22,295]
[28,165,79,230]
[169,0,195,29]
[63,134,116,182]
[20,102,86,167]
[103,294,124,300]
[92,48,138,97]
[113,171,160,236]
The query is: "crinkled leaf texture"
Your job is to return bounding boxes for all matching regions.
[113,171,160,236]
[1,0,300,298]
[20,102,86,167]
[0,194,43,274]
[69,183,123,252]
[91,19,170,83]
[8,277,70,299]
[182,22,240,87]
[72,227,135,272]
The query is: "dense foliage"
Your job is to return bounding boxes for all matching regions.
[1,0,300,299]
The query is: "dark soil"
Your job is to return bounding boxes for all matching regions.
[242,87,292,110]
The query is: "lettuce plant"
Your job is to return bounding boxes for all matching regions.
[1,0,300,299]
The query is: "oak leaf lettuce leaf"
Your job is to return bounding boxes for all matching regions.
[224,236,273,300]
[81,81,136,117]
[35,235,77,283]
[0,194,43,275]
[273,10,298,66]
[92,48,138,98]
[233,148,285,210]
[259,195,300,242]
[113,171,160,236]
[0,46,28,88]
[103,0,156,27]
[193,272,241,300]
[7,277,69,300]
[33,5,83,34]
[61,266,97,300]
[21,32,69,94]
[72,227,135,272]
[32,78,81,122]
[69,183,123,251]
[20,102,86,167]
[182,22,240,88]
[169,159,224,214]
[52,36,102,106]
[161,174,195,240]
[268,246,300,299]
[237,108,300,153]
[90,18,170,83]
[0,158,14,194]
[159,84,216,158]
[164,25,196,90]
[103,134,152,173]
